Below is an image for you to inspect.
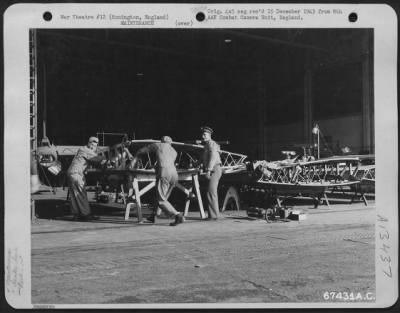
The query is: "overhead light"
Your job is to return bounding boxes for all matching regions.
[224,39,232,43]
[312,124,319,134]
[136,72,144,77]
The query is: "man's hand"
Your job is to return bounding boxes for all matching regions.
[205,170,211,180]
[123,147,134,160]
[131,157,138,168]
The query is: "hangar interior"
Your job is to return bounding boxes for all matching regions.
[30,28,374,161]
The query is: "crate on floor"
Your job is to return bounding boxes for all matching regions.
[289,210,308,221]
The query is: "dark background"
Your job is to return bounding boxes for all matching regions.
[35,28,371,159]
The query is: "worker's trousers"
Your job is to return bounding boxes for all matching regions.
[154,167,179,217]
[206,164,222,218]
[67,173,91,217]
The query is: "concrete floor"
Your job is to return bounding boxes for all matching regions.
[31,190,375,306]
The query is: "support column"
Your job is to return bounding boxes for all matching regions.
[304,49,313,145]
[257,66,267,159]
[361,31,374,153]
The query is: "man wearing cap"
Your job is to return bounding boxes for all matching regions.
[37,137,58,163]
[200,126,222,220]
[31,153,41,194]
[67,136,106,221]
[131,136,184,226]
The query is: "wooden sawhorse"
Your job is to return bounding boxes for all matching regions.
[124,169,205,222]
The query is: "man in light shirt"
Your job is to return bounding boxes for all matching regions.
[200,126,222,220]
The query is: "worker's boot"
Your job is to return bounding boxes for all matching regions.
[145,214,156,224]
[169,213,184,226]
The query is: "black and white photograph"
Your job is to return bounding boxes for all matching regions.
[3,3,398,309]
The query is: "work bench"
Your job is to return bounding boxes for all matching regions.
[88,168,205,222]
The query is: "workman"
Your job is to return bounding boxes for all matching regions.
[31,153,41,194]
[37,137,58,163]
[67,136,106,221]
[131,136,184,226]
[37,137,62,184]
[200,126,222,220]
[106,146,135,203]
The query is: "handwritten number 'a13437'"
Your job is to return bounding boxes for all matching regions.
[377,215,392,278]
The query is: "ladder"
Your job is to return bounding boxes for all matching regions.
[29,29,38,158]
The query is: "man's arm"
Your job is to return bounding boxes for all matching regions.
[123,147,135,169]
[124,147,134,160]
[206,141,220,171]
[84,148,106,165]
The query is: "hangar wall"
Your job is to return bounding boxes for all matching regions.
[254,30,374,161]
[33,29,374,161]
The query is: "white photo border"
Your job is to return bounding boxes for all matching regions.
[3,3,398,309]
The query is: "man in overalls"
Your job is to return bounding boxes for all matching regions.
[67,136,105,221]
[132,136,184,226]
